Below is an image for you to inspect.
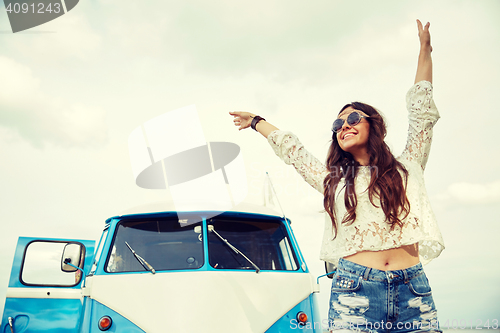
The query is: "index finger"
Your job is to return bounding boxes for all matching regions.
[416,19,423,32]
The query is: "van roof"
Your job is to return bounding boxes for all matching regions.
[117,201,282,218]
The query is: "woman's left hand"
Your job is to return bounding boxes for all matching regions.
[414,19,433,84]
[416,19,432,52]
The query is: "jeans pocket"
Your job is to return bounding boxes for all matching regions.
[329,271,369,322]
[331,271,362,293]
[408,272,432,297]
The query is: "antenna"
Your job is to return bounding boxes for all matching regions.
[265,172,286,220]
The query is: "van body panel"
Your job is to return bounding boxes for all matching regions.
[79,299,145,332]
[2,237,95,332]
[266,294,323,332]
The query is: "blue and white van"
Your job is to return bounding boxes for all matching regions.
[2,202,323,332]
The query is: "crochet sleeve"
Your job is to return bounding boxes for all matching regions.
[267,130,327,193]
[399,81,440,170]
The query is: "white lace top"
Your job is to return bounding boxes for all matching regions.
[267,81,444,267]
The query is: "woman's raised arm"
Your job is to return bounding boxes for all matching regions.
[229,111,279,138]
[414,19,433,84]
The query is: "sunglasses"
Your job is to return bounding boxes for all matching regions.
[331,111,369,133]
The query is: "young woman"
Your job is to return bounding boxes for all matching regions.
[230,20,444,332]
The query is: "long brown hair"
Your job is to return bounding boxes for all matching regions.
[323,102,410,238]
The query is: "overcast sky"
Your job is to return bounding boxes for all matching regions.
[1,0,499,325]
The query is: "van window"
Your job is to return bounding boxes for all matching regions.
[21,241,84,286]
[90,229,108,275]
[208,218,299,271]
[106,218,203,273]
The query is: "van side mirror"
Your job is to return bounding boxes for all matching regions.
[61,243,84,272]
[325,261,336,279]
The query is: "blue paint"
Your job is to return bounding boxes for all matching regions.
[3,298,83,332]
[79,300,144,332]
[2,237,95,332]
[265,294,323,332]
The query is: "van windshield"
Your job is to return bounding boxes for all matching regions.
[106,218,203,273]
[105,216,299,273]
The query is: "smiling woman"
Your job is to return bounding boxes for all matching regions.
[230,19,444,333]
[333,108,371,166]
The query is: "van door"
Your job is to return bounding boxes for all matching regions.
[2,237,95,332]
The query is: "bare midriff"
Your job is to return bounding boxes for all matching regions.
[344,243,419,271]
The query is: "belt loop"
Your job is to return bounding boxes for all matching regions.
[363,267,371,281]
[402,269,409,283]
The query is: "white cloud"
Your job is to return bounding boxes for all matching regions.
[0,56,107,148]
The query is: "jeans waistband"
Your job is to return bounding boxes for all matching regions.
[337,258,425,282]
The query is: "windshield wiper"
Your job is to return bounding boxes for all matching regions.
[208,225,260,273]
[125,241,156,274]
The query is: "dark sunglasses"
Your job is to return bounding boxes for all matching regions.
[331,111,369,133]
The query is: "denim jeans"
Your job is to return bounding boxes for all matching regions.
[328,258,441,332]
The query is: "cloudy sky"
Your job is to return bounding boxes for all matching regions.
[1,0,499,325]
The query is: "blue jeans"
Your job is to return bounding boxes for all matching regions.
[328,258,441,332]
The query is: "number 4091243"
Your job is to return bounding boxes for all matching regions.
[5,2,62,14]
